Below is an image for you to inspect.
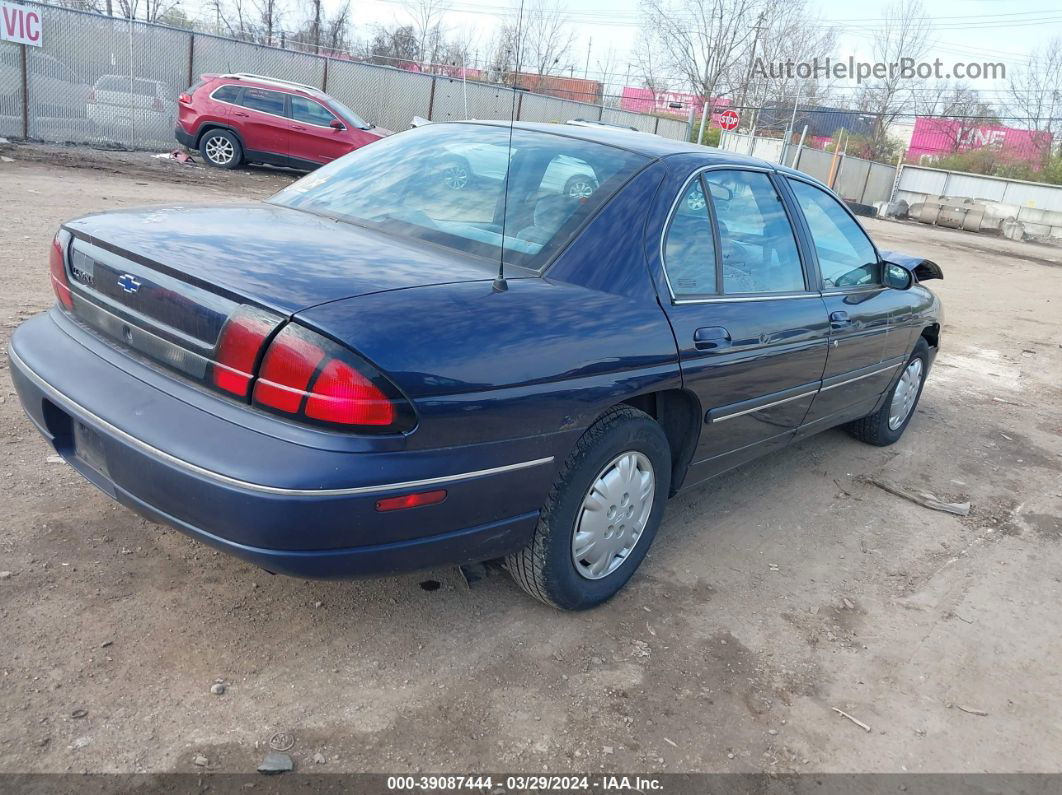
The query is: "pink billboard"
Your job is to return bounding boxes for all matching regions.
[908,117,1052,167]
[620,87,730,123]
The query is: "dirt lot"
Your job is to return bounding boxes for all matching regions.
[1,142,1060,776]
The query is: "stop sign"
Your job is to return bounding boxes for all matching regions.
[719,109,740,131]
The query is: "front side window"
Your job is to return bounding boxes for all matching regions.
[240,87,286,116]
[291,96,337,127]
[703,169,805,294]
[269,123,649,270]
[788,178,880,288]
[663,178,717,297]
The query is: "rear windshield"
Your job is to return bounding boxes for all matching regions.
[268,123,650,270]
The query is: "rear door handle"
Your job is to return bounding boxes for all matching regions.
[233,111,249,117]
[694,326,732,351]
[291,125,307,131]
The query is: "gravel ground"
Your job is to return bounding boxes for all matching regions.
[0,141,1060,775]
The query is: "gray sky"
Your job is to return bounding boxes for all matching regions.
[262,0,1062,99]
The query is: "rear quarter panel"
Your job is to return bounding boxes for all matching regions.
[295,161,682,457]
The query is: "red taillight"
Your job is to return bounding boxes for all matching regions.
[178,92,192,104]
[49,235,73,310]
[305,358,394,426]
[212,310,277,398]
[254,328,326,413]
[375,490,447,512]
[252,324,412,432]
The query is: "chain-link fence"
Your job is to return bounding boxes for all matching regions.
[0,2,690,151]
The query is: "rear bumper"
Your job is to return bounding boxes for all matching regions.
[174,125,195,148]
[10,310,556,578]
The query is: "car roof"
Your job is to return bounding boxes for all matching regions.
[458,120,777,166]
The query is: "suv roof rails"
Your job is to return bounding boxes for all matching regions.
[221,73,321,93]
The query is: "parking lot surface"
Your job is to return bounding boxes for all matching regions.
[1,143,1060,774]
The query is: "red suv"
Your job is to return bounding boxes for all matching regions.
[176,73,390,170]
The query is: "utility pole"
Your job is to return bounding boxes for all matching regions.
[736,12,766,132]
[584,37,591,79]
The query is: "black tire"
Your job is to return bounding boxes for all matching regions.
[847,337,930,446]
[563,173,598,200]
[199,128,242,169]
[506,405,671,610]
[437,156,472,191]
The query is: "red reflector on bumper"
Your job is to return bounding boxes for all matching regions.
[375,489,447,512]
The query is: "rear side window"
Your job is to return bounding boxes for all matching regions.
[787,179,880,289]
[290,96,336,127]
[703,169,805,294]
[211,84,240,103]
[663,178,717,297]
[240,87,286,116]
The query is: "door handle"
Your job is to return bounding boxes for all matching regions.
[291,125,307,131]
[233,111,249,117]
[694,326,732,351]
[829,310,851,327]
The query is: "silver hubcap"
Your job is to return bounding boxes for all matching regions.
[889,358,924,430]
[572,451,655,580]
[442,164,468,190]
[205,136,234,164]
[568,180,595,199]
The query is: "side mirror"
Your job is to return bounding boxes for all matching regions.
[329,119,345,131]
[883,261,913,290]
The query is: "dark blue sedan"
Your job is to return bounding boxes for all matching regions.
[10,122,942,610]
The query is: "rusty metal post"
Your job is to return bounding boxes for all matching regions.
[426,77,436,121]
[187,34,195,89]
[322,57,329,92]
[20,44,29,139]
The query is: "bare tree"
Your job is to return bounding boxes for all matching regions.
[494,0,575,80]
[639,0,762,108]
[631,33,670,97]
[403,0,449,67]
[370,24,422,67]
[856,0,930,159]
[1007,36,1062,164]
[745,0,838,110]
[251,0,284,45]
[914,82,998,155]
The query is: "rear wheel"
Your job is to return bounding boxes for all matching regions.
[506,406,670,610]
[200,129,242,169]
[847,338,930,446]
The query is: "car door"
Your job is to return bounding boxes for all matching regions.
[654,165,831,486]
[783,176,913,430]
[287,95,352,166]
[231,86,290,164]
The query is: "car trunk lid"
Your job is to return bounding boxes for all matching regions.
[60,202,499,388]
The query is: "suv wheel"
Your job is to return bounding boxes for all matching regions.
[200,129,242,169]
[506,406,671,610]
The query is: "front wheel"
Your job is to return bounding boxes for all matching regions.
[847,338,930,446]
[506,406,671,610]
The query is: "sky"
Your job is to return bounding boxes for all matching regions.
[225,0,1062,107]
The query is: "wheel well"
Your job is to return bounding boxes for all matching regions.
[921,323,940,349]
[621,390,701,496]
[195,123,242,149]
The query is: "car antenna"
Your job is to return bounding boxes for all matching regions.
[494,0,526,294]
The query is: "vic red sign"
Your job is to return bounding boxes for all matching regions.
[1,1,42,47]
[719,109,739,131]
